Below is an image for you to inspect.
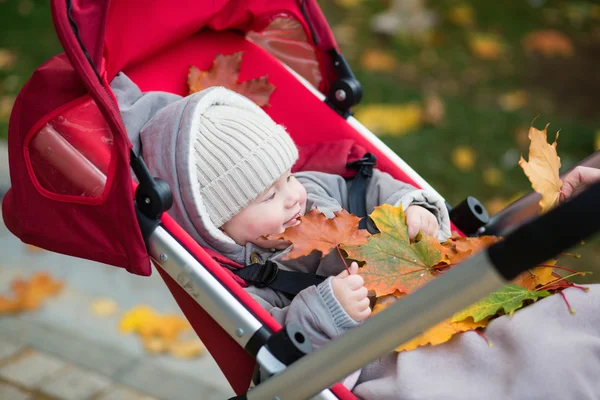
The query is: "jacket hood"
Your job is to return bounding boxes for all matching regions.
[111,73,247,263]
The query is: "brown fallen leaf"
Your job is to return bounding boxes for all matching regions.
[518,125,562,213]
[268,209,370,261]
[0,272,64,314]
[523,30,574,58]
[188,52,275,107]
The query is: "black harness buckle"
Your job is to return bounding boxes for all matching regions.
[253,261,279,288]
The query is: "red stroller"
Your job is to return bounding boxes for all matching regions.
[4,1,600,399]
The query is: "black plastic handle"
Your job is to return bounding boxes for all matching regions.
[488,181,600,281]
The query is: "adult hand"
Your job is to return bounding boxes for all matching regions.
[560,166,600,203]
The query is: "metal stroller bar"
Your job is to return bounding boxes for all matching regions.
[147,226,338,400]
[245,181,600,400]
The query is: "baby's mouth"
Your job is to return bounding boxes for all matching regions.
[283,212,301,228]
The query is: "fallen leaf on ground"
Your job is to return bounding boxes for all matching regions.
[482,167,503,187]
[522,30,574,57]
[188,52,275,106]
[518,125,562,213]
[452,284,551,323]
[268,209,370,261]
[168,338,205,359]
[354,103,423,136]
[0,49,17,70]
[498,90,528,111]
[0,272,64,314]
[91,298,119,317]
[343,205,448,297]
[469,34,505,60]
[396,317,488,352]
[120,305,203,359]
[448,4,475,27]
[360,49,397,72]
[451,146,476,172]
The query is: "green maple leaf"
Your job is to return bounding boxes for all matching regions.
[341,204,448,297]
[452,284,551,323]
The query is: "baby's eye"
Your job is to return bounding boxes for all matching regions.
[263,193,276,202]
[287,174,293,183]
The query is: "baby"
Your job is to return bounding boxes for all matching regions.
[132,84,451,346]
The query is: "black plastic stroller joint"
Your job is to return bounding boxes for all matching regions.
[449,196,490,236]
[325,49,363,118]
[130,150,173,245]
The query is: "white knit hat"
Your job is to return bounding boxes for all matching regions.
[191,88,298,227]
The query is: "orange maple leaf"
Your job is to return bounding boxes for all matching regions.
[188,52,275,107]
[0,271,64,314]
[396,317,488,352]
[441,236,502,266]
[268,209,371,261]
[518,125,562,213]
[343,205,448,297]
[511,262,557,291]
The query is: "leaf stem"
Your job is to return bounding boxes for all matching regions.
[537,264,582,275]
[559,291,576,315]
[535,272,581,291]
[336,245,350,272]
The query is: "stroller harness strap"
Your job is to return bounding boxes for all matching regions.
[347,153,377,230]
[232,261,327,298]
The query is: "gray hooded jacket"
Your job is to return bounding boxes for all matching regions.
[111,73,600,400]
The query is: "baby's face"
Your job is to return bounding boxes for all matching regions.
[221,170,307,249]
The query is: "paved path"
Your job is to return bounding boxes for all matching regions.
[0,140,235,399]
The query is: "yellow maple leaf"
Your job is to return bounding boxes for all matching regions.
[518,125,562,213]
[396,317,488,352]
[355,103,423,136]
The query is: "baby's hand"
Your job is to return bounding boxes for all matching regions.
[331,262,371,322]
[405,205,439,240]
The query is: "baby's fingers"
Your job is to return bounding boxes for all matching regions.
[406,211,421,240]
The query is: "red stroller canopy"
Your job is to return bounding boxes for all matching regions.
[2,0,346,276]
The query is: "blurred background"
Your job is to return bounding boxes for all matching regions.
[0,0,598,399]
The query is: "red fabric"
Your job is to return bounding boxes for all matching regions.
[104,0,339,93]
[294,140,368,179]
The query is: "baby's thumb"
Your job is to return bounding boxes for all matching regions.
[337,262,359,278]
[348,261,359,275]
